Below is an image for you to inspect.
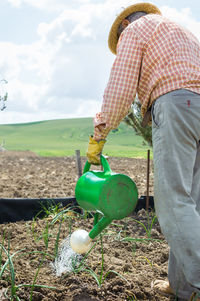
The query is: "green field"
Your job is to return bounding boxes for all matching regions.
[0,118,152,158]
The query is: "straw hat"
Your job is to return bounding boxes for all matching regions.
[108,2,161,54]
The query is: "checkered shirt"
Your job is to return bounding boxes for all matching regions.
[94,14,200,140]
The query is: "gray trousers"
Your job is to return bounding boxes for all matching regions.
[152,89,200,300]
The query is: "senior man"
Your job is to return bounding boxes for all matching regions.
[86,2,200,301]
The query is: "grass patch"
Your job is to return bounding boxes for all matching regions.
[0,118,152,159]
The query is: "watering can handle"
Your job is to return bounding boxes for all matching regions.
[83,155,112,174]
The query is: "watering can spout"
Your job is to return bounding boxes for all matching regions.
[88,216,112,240]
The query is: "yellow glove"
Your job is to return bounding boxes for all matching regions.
[86,136,106,165]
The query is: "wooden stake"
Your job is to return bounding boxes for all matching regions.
[75,150,82,178]
[146,149,150,211]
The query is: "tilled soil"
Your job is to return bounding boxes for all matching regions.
[0,151,172,301]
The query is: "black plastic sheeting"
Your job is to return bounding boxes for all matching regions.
[135,195,154,212]
[0,195,154,224]
[0,197,78,224]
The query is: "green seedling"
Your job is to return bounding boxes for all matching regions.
[50,206,80,225]
[30,203,63,242]
[0,242,26,300]
[42,221,50,250]
[85,265,127,288]
[138,255,153,267]
[22,250,54,260]
[71,254,85,274]
[40,201,63,218]
[0,229,6,269]
[31,216,43,242]
[131,243,137,257]
[54,220,63,259]
[0,229,57,301]
[131,212,158,238]
[70,239,99,274]
[0,245,24,279]
[110,222,125,228]
[3,277,57,301]
[83,235,127,288]
[31,204,71,243]
[29,253,46,301]
[82,209,91,220]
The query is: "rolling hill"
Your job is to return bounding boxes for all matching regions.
[0,118,151,158]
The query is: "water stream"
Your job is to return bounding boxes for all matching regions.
[51,235,82,276]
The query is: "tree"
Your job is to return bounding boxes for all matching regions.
[0,79,8,111]
[123,98,152,146]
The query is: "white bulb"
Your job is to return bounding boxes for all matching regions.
[70,229,92,254]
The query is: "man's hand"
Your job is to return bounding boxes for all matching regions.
[86,136,106,165]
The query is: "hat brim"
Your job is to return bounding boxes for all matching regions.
[108,2,162,54]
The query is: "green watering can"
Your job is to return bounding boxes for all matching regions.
[75,155,138,240]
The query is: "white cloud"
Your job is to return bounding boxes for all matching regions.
[7,0,98,12]
[7,0,21,7]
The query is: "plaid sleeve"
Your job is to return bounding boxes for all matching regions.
[94,29,143,140]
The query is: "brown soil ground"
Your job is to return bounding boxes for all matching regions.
[0,151,172,301]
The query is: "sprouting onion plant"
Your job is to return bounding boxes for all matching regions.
[42,220,49,250]
[29,252,49,301]
[0,240,26,300]
[54,219,63,259]
[137,255,153,267]
[31,215,43,242]
[115,214,163,244]
[1,246,57,300]
[127,294,138,301]
[83,235,127,288]
[40,201,63,218]
[70,238,99,274]
[0,229,6,268]
[131,212,158,238]
[50,206,80,225]
[0,226,58,301]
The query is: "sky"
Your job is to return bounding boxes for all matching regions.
[0,0,200,124]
